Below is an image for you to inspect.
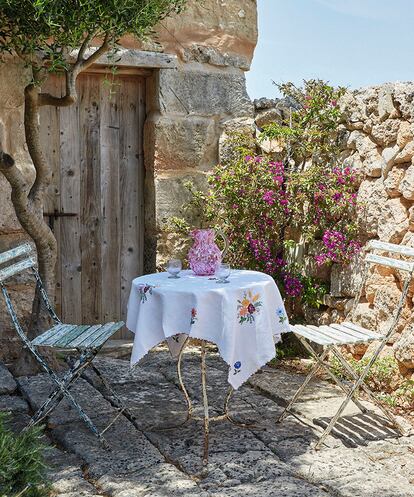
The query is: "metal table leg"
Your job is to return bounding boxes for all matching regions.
[176,339,253,467]
[200,341,209,465]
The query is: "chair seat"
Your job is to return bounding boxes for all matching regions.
[31,322,124,350]
[291,321,382,346]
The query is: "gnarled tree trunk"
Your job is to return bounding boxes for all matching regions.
[0,38,110,374]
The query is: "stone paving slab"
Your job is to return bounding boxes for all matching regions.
[0,394,29,413]
[45,447,98,495]
[248,368,342,403]
[52,415,164,479]
[97,463,206,497]
[17,374,117,427]
[5,351,414,497]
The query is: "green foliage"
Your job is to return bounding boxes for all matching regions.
[329,355,414,409]
[168,79,361,306]
[0,413,49,497]
[261,80,347,167]
[0,0,187,79]
[300,275,328,308]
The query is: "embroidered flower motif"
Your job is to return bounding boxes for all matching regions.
[233,361,241,375]
[190,308,197,325]
[277,307,287,324]
[237,290,262,324]
[138,284,153,303]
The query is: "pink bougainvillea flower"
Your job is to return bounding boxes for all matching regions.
[262,190,275,206]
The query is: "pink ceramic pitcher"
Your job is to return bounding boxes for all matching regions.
[188,228,228,276]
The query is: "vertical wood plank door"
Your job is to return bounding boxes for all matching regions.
[40,72,145,338]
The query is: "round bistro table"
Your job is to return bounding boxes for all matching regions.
[126,269,290,466]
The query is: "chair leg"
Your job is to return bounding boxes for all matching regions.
[28,350,97,427]
[314,345,406,450]
[299,339,368,414]
[331,347,405,434]
[90,363,139,430]
[26,347,108,448]
[277,346,330,423]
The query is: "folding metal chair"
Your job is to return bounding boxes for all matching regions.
[278,239,413,449]
[0,243,136,447]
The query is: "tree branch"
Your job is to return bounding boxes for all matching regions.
[24,84,50,209]
[77,32,94,64]
[79,33,110,70]
[0,150,30,204]
[38,33,111,108]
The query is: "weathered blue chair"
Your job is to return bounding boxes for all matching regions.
[0,243,134,446]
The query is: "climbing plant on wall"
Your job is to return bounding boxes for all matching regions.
[169,80,361,308]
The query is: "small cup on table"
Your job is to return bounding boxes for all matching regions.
[167,258,182,279]
[215,263,231,283]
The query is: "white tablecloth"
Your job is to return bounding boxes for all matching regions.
[126,269,290,389]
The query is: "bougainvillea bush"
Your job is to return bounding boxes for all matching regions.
[169,80,361,308]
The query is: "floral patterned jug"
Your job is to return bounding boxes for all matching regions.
[188,228,228,276]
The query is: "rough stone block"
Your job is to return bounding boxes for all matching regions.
[219,117,256,165]
[330,258,364,298]
[357,179,388,238]
[371,119,400,146]
[0,362,17,394]
[384,166,405,198]
[378,85,399,121]
[0,394,29,413]
[147,115,218,171]
[382,144,400,178]
[362,148,385,177]
[399,164,414,199]
[377,198,409,243]
[395,141,414,164]
[154,172,208,224]
[394,323,414,369]
[159,67,253,117]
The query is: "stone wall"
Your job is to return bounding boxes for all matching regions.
[0,0,258,362]
[143,0,257,268]
[332,83,414,374]
[253,83,414,376]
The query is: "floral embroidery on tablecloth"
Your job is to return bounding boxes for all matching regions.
[138,284,154,303]
[190,308,198,325]
[237,290,262,324]
[233,361,241,375]
[277,307,287,324]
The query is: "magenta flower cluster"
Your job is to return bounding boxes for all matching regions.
[207,153,360,300]
[315,230,361,266]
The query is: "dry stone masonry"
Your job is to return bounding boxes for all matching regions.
[251,83,414,377]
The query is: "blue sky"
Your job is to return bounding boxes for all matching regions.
[246,0,414,99]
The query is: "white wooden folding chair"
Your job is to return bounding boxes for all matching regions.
[0,243,136,447]
[278,240,413,449]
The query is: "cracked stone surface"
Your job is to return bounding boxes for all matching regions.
[0,362,17,394]
[3,349,414,496]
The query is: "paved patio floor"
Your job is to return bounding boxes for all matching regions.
[3,347,414,497]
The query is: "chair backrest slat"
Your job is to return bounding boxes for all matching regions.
[0,257,36,282]
[368,239,414,257]
[0,243,33,265]
[365,253,414,272]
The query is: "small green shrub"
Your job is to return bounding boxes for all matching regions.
[0,413,49,497]
[329,355,414,409]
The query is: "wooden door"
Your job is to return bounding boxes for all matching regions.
[40,72,145,338]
